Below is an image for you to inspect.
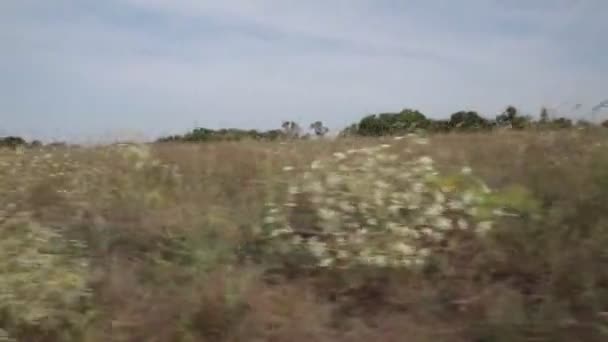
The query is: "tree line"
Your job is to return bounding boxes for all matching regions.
[2,106,608,148]
[156,105,608,143]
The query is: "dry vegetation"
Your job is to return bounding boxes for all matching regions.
[1,130,608,341]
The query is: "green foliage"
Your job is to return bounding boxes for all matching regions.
[449,111,492,130]
[157,126,288,143]
[355,109,429,136]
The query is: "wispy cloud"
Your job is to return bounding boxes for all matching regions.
[1,0,606,140]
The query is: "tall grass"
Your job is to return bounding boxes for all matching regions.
[1,130,608,341]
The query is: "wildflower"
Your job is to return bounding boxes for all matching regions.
[393,136,406,141]
[311,160,323,170]
[414,137,429,145]
[393,242,415,256]
[371,255,388,267]
[435,217,452,231]
[263,216,277,225]
[380,144,391,149]
[282,166,295,172]
[306,181,324,193]
[308,237,327,258]
[388,204,402,215]
[338,201,356,213]
[412,182,425,193]
[457,218,469,230]
[318,208,337,221]
[418,156,433,166]
[337,250,350,259]
[447,200,465,210]
[326,173,342,187]
[424,203,444,217]
[291,235,303,245]
[462,191,475,205]
[319,258,334,267]
[461,166,473,175]
[333,152,347,160]
[434,191,446,203]
[476,221,493,234]
[374,180,390,189]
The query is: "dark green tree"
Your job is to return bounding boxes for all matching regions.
[448,111,490,130]
[309,121,329,137]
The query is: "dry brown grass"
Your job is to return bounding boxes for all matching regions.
[1,130,608,341]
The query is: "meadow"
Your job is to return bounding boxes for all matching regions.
[1,129,608,341]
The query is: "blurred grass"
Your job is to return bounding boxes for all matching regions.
[0,130,607,341]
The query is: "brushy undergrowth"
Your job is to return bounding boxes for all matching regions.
[1,130,607,341]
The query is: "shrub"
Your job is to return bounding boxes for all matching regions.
[261,136,518,271]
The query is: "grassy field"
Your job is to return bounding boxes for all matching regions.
[1,130,608,341]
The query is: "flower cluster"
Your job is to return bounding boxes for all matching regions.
[265,137,500,269]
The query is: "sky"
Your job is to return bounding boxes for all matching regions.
[1,0,607,142]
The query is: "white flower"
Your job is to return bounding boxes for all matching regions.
[371,255,388,267]
[425,203,444,217]
[457,218,469,230]
[263,216,277,225]
[318,208,337,221]
[476,221,493,234]
[333,152,347,160]
[418,156,434,166]
[308,238,327,258]
[319,258,334,267]
[447,200,465,211]
[393,242,415,256]
[388,204,402,215]
[283,166,295,172]
[434,191,446,203]
[374,180,390,189]
[337,250,350,259]
[435,217,452,231]
[393,136,406,141]
[380,144,391,149]
[414,137,429,145]
[461,166,473,175]
[307,181,324,193]
[338,201,356,213]
[462,191,476,205]
[326,174,342,187]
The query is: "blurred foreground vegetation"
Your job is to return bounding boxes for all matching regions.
[1,127,608,341]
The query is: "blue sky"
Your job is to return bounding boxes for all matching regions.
[1,0,607,141]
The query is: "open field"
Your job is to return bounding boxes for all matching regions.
[1,130,608,341]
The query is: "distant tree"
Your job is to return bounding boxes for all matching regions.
[29,140,43,148]
[448,111,490,130]
[601,119,608,128]
[495,106,517,128]
[339,123,359,137]
[575,119,592,129]
[281,121,302,138]
[551,117,573,129]
[428,120,451,133]
[355,108,428,136]
[539,107,549,124]
[309,121,329,137]
[495,106,529,129]
[0,136,27,149]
